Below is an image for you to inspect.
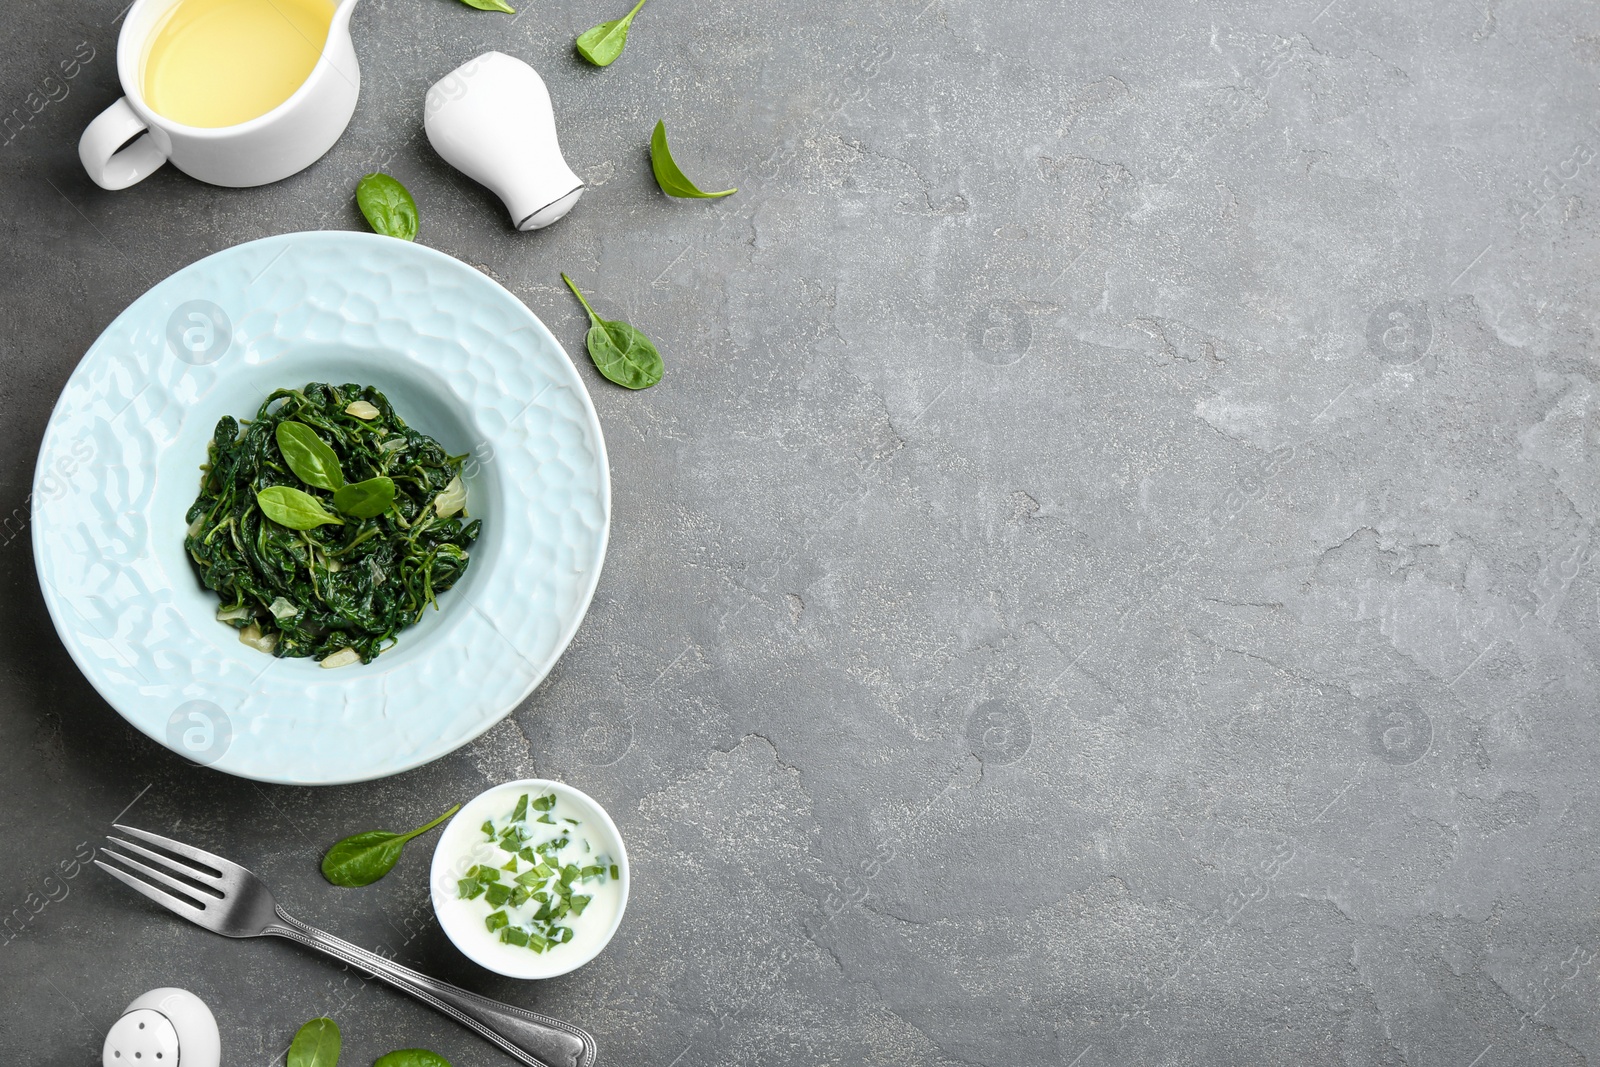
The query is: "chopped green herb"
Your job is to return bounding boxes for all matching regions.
[454,790,620,958]
[609,864,620,880]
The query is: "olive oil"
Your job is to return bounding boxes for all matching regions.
[141,0,336,128]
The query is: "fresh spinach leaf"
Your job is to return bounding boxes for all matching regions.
[356,173,420,241]
[560,273,663,390]
[257,485,345,530]
[332,476,396,519]
[287,1017,340,1067]
[277,421,346,491]
[575,0,648,66]
[649,121,736,199]
[457,0,514,11]
[320,804,460,887]
[374,1052,452,1067]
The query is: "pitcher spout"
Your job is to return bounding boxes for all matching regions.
[318,0,362,86]
[328,0,361,39]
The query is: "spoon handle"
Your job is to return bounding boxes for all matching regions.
[270,910,595,1067]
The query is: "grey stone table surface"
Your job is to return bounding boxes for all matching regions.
[2,0,1599,1063]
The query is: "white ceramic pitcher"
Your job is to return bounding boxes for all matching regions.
[79,0,361,190]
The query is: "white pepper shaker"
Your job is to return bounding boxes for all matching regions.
[424,52,585,231]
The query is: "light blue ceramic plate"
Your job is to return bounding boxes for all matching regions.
[32,232,610,784]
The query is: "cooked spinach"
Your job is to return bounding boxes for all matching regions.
[184,383,481,665]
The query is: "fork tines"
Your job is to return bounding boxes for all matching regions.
[96,824,230,921]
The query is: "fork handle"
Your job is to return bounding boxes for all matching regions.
[267,909,596,1067]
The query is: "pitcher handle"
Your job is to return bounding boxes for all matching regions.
[80,97,167,190]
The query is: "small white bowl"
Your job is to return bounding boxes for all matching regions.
[430,778,629,979]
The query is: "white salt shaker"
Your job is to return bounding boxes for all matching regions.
[424,52,585,231]
[103,988,220,1067]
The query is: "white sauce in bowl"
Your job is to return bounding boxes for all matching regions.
[431,779,628,978]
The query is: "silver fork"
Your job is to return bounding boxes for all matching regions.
[96,824,596,1067]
